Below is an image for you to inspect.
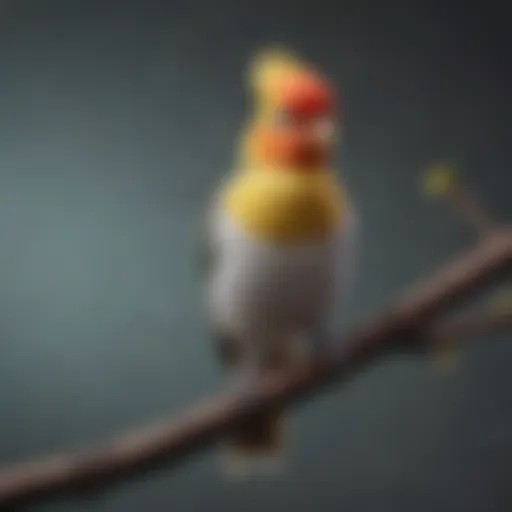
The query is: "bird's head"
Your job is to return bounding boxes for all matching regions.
[242,47,339,173]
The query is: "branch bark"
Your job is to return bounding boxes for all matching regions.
[427,303,512,346]
[1,230,512,510]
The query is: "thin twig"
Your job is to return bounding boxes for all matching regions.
[0,230,511,510]
[450,188,499,238]
[423,163,500,238]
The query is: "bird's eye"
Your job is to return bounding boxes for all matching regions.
[274,109,295,129]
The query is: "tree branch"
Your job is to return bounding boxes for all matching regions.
[427,302,512,346]
[423,297,512,371]
[1,230,512,510]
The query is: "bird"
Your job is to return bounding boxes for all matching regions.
[199,46,358,477]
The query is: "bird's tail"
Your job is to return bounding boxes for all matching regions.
[221,405,286,478]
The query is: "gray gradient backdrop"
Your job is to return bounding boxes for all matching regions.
[0,1,511,511]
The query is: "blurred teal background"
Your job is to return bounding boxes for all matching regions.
[0,1,510,511]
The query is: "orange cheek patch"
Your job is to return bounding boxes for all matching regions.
[254,130,303,164]
[252,129,326,168]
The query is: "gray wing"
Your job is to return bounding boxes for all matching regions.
[197,200,241,365]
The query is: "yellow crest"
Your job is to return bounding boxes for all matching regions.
[246,46,309,116]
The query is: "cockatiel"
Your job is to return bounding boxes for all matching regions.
[200,48,358,475]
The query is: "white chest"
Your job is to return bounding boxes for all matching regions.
[207,210,346,343]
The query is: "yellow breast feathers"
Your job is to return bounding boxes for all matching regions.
[221,170,348,245]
